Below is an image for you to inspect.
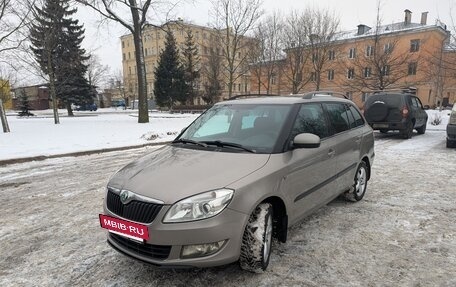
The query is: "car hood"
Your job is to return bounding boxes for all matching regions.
[108,145,270,204]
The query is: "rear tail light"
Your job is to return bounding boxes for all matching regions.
[401,106,409,118]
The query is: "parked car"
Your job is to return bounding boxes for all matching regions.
[75,103,97,111]
[447,104,456,148]
[99,93,375,272]
[363,91,428,139]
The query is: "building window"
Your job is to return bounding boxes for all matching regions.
[346,92,353,100]
[122,41,125,48]
[204,46,208,54]
[312,53,318,63]
[203,33,207,39]
[348,48,356,59]
[238,83,241,91]
[408,62,418,75]
[410,39,420,52]
[129,66,132,75]
[122,53,126,61]
[362,92,368,102]
[347,68,355,79]
[328,50,335,60]
[381,65,390,76]
[145,48,148,56]
[310,72,317,82]
[364,67,371,78]
[366,45,374,56]
[328,69,334,81]
[128,52,131,59]
[384,43,392,54]
[271,74,277,85]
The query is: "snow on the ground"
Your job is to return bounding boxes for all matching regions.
[0,109,199,161]
[0,108,450,161]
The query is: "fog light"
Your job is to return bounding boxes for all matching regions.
[181,240,226,259]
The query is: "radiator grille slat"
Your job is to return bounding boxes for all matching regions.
[106,189,162,224]
[109,233,171,259]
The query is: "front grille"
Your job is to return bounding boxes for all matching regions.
[109,233,171,260]
[106,189,162,224]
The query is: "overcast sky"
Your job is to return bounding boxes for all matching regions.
[76,0,455,78]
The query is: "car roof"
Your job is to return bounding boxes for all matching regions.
[216,95,354,106]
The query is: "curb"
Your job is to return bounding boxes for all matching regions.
[0,141,171,166]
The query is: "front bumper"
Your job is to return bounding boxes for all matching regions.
[103,204,248,268]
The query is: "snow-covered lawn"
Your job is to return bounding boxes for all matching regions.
[0,109,199,161]
[0,108,451,162]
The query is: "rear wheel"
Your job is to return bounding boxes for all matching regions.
[447,139,456,148]
[239,203,273,273]
[402,121,414,139]
[344,162,368,202]
[416,123,427,134]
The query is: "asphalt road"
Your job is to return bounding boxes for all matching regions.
[1,130,455,286]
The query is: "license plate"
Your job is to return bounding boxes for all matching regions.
[373,124,389,129]
[99,214,149,242]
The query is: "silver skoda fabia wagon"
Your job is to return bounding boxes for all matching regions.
[100,93,375,272]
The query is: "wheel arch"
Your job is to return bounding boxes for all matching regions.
[362,156,371,181]
[261,196,288,243]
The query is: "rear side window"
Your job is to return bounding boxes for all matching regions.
[411,97,422,109]
[291,104,330,139]
[348,105,365,127]
[324,103,350,133]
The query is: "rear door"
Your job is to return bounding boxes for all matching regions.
[323,102,360,193]
[411,96,427,127]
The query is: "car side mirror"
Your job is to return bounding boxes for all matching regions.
[292,133,321,149]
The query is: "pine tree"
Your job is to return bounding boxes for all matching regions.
[182,30,200,105]
[30,0,92,117]
[153,31,186,109]
[18,90,34,117]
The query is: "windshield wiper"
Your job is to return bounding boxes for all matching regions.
[172,138,208,147]
[202,140,256,153]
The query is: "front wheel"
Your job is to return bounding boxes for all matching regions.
[344,162,368,202]
[239,203,273,273]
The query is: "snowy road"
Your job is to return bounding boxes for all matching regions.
[1,130,455,286]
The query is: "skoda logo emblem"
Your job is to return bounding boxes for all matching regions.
[120,190,129,204]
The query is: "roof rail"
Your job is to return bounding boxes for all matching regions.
[225,93,280,100]
[298,91,349,100]
[371,88,417,94]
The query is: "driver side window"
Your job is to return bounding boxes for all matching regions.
[291,104,329,140]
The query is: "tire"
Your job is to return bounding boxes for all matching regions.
[402,121,414,139]
[379,129,388,134]
[447,139,456,148]
[344,162,368,202]
[239,203,273,273]
[416,123,426,134]
[366,102,388,121]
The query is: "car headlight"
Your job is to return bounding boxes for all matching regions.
[163,189,234,223]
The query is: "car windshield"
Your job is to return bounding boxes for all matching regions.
[176,104,293,153]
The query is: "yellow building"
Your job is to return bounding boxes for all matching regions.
[251,10,456,108]
[121,20,252,105]
[0,79,12,109]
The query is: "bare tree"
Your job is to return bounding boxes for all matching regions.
[248,12,284,94]
[342,6,415,92]
[86,54,110,89]
[306,8,340,91]
[76,0,160,123]
[211,0,262,98]
[281,11,312,94]
[0,0,34,53]
[202,46,223,104]
[109,70,128,109]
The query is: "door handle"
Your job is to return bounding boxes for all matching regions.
[328,149,335,157]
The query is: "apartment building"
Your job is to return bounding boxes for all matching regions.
[251,10,456,108]
[121,20,252,105]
